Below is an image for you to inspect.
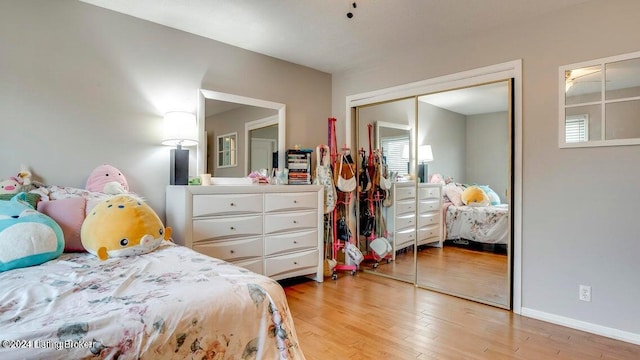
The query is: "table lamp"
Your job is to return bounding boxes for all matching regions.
[162,111,198,185]
[418,144,433,183]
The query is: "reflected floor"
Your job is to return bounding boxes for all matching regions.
[362,246,415,281]
[418,245,509,306]
[363,244,509,306]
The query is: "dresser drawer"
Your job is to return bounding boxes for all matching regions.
[232,258,264,275]
[395,228,416,248]
[193,215,263,242]
[418,225,440,242]
[193,194,262,217]
[418,212,439,227]
[395,214,416,232]
[395,200,416,216]
[419,199,440,212]
[419,186,441,199]
[193,236,263,262]
[264,210,318,234]
[265,192,318,212]
[265,248,319,278]
[395,186,416,200]
[265,230,318,256]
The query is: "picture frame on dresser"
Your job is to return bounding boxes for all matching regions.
[165,184,324,282]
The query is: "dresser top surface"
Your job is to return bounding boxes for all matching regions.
[168,184,322,195]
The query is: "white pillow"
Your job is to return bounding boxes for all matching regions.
[444,183,464,206]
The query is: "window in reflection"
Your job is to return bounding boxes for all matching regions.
[217,132,237,168]
[565,115,589,143]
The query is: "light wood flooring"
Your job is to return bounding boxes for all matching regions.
[283,273,640,360]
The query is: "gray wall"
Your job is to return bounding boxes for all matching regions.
[332,0,640,338]
[419,102,467,183]
[0,0,331,219]
[466,112,509,204]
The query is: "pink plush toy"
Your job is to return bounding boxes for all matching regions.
[86,165,129,194]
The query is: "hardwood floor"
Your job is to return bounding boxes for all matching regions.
[282,272,640,360]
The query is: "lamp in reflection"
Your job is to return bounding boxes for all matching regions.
[417,145,433,183]
[162,111,198,185]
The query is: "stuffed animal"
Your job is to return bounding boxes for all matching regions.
[0,177,22,195]
[86,164,129,195]
[0,167,42,195]
[461,185,490,207]
[0,192,64,272]
[81,195,172,260]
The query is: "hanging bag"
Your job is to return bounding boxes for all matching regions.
[378,150,392,190]
[358,151,371,193]
[313,145,336,214]
[336,153,357,192]
[359,199,375,237]
[345,242,364,265]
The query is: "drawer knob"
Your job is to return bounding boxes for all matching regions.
[293,220,298,224]
[294,261,298,265]
[293,240,298,244]
[230,250,235,254]
[230,202,236,207]
[293,200,298,204]
[230,226,236,230]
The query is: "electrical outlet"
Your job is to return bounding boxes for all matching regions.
[579,285,591,302]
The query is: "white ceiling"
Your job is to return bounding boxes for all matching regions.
[419,81,509,116]
[80,0,591,75]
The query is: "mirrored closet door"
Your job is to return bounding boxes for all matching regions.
[355,97,417,284]
[351,77,514,309]
[415,81,513,308]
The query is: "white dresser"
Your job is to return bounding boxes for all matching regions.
[417,183,443,247]
[385,182,417,260]
[165,184,323,282]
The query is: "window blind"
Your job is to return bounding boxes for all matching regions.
[380,136,409,176]
[565,115,588,143]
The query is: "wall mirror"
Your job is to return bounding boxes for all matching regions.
[559,50,640,148]
[416,80,512,308]
[356,97,417,284]
[196,89,286,177]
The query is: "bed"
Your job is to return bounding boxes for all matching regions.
[0,242,305,359]
[440,182,509,248]
[443,202,509,245]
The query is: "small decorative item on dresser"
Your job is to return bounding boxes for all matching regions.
[287,148,313,185]
[199,174,212,186]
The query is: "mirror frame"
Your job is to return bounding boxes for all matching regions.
[558,50,640,148]
[345,60,523,312]
[197,89,286,176]
[376,120,415,169]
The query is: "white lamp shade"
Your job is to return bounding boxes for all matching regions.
[418,145,433,162]
[162,111,198,146]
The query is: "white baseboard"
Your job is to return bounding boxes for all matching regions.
[521,307,640,346]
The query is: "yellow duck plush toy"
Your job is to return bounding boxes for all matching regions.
[461,186,490,207]
[81,195,172,260]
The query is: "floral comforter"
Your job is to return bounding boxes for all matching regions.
[0,243,305,359]
[444,203,509,244]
